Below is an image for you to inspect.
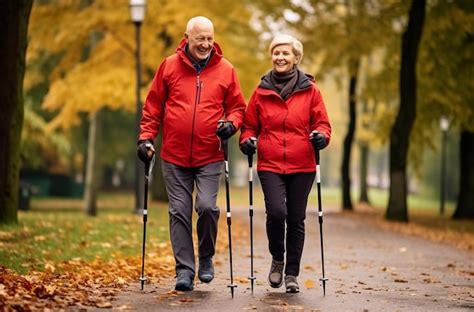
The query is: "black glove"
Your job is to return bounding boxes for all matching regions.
[310,131,327,150]
[137,139,154,163]
[216,121,235,140]
[240,138,257,156]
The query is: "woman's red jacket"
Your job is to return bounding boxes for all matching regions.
[240,74,331,174]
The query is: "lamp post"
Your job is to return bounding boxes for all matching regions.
[439,115,449,216]
[130,0,146,213]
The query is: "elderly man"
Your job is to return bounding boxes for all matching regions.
[137,16,246,291]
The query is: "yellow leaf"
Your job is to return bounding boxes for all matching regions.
[34,235,46,241]
[44,262,56,273]
[96,301,113,308]
[304,279,316,289]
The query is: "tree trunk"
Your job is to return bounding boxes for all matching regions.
[84,110,100,216]
[453,130,474,219]
[0,1,33,224]
[341,58,360,210]
[359,100,370,204]
[359,142,370,203]
[386,0,426,222]
[152,134,168,201]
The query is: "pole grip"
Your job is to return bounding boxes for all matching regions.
[315,149,320,166]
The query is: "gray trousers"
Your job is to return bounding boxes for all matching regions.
[162,160,222,277]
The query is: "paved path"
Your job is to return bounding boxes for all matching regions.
[111,207,474,311]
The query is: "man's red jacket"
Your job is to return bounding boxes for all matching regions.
[139,39,246,168]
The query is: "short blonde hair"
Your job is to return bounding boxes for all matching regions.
[269,34,304,61]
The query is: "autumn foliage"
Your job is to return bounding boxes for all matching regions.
[0,244,174,310]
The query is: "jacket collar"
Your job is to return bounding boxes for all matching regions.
[259,69,314,94]
[176,38,223,71]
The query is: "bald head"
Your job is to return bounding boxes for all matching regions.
[184,16,215,61]
[186,16,214,34]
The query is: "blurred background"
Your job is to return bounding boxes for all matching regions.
[14,0,473,218]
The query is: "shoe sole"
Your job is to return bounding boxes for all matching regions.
[175,284,194,291]
[268,277,283,288]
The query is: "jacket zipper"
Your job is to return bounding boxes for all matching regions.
[283,109,289,174]
[189,74,202,166]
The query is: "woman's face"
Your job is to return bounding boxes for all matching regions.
[272,44,298,73]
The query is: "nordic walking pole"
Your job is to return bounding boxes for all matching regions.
[314,148,328,296]
[218,120,237,298]
[247,138,257,294]
[140,151,155,291]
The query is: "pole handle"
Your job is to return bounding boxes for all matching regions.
[145,154,156,178]
[314,148,320,166]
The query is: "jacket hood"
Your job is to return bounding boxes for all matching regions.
[259,69,314,94]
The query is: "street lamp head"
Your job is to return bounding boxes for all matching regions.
[130,0,146,24]
[440,116,450,131]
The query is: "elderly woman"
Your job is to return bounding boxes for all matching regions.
[239,34,331,293]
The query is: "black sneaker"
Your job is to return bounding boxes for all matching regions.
[198,257,214,283]
[268,259,284,288]
[175,271,194,291]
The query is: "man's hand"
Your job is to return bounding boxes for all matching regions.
[240,138,257,156]
[216,121,235,140]
[137,140,155,163]
[310,131,327,150]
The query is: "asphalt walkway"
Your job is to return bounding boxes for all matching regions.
[111,207,473,311]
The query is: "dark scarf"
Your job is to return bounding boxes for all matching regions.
[269,67,298,100]
[185,44,212,73]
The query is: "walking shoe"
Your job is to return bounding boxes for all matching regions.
[268,259,284,288]
[175,271,194,291]
[198,257,214,283]
[285,275,299,293]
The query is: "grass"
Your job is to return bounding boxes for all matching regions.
[0,193,169,274]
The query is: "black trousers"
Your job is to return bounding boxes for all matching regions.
[258,171,315,276]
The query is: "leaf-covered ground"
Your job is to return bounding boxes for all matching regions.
[0,195,174,310]
[1,193,472,310]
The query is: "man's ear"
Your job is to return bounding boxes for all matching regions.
[184,32,189,41]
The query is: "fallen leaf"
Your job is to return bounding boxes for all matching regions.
[34,235,46,241]
[304,279,315,289]
[44,262,55,273]
[96,301,113,308]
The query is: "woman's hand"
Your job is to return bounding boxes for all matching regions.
[240,138,257,156]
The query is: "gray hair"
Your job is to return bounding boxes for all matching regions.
[186,16,214,33]
[269,34,304,62]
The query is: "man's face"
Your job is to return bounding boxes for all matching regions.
[185,23,214,61]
